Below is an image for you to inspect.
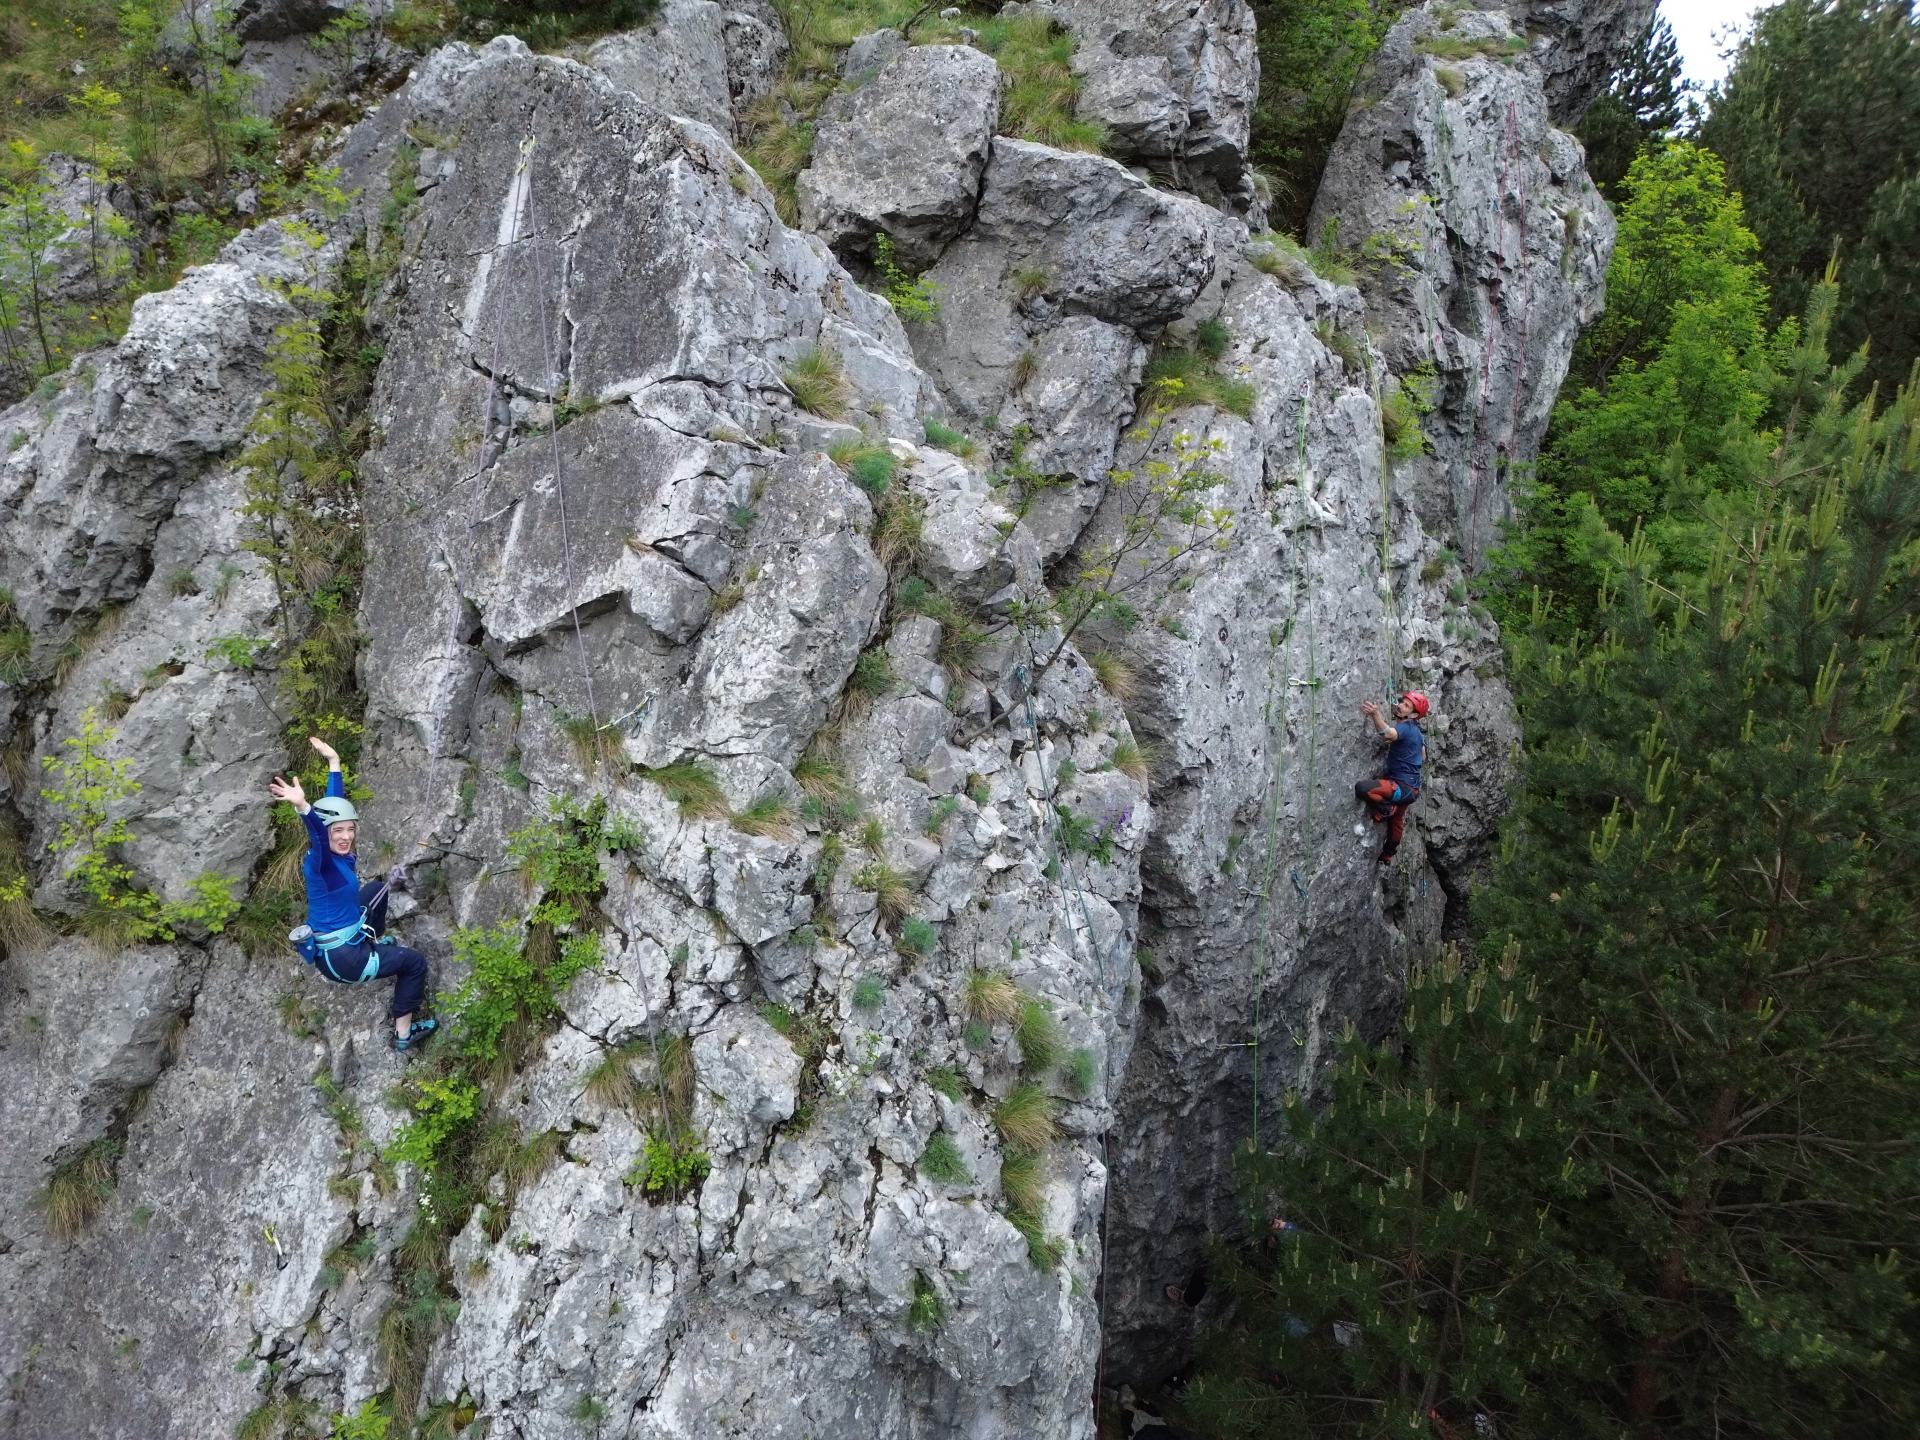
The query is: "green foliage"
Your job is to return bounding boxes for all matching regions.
[1575,14,1686,196]
[1065,1048,1097,1098]
[1143,340,1256,420]
[205,634,268,669]
[450,0,658,50]
[386,1073,482,1170]
[1189,943,1600,1436]
[627,1127,710,1198]
[329,1398,389,1440]
[1380,362,1437,463]
[1490,144,1778,640]
[508,793,639,929]
[1698,0,1920,395]
[853,861,913,922]
[907,1271,944,1332]
[1247,0,1403,234]
[39,706,239,940]
[925,1066,965,1101]
[1055,804,1118,864]
[1464,356,1920,1435]
[922,416,977,458]
[897,915,938,955]
[975,14,1105,152]
[872,232,938,323]
[852,974,886,1011]
[965,969,1023,1026]
[783,344,849,418]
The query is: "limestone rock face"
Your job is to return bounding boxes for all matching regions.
[0,2,1652,1433]
[1000,0,1261,216]
[588,0,790,138]
[797,44,1002,269]
[1309,0,1617,570]
[588,0,737,132]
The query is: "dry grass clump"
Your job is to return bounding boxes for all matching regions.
[965,969,1025,1027]
[783,345,850,419]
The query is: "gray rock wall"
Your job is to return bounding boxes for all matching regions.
[0,2,1643,1434]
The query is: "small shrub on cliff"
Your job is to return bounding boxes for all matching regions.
[627,1127,710,1199]
[907,1271,945,1332]
[873,233,938,323]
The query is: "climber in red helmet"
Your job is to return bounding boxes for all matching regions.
[1355,691,1428,865]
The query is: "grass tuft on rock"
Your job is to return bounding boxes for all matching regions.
[993,1081,1059,1154]
[39,1137,119,1238]
[637,761,730,820]
[1014,999,1064,1075]
[733,794,801,841]
[978,15,1106,152]
[784,345,850,418]
[965,969,1024,1027]
[854,862,914,923]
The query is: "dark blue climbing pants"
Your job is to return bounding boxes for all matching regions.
[314,880,429,1019]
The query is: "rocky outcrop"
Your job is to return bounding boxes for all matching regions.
[0,0,1648,1432]
[588,0,788,139]
[1001,0,1261,216]
[797,45,1001,268]
[1308,1,1616,570]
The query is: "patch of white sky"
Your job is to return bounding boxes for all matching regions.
[1666,0,1772,95]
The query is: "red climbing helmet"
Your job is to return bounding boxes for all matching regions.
[1401,691,1430,717]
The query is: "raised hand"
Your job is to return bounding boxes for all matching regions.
[1359,700,1380,721]
[308,735,341,765]
[268,774,308,810]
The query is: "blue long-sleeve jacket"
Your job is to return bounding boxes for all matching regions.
[302,770,361,933]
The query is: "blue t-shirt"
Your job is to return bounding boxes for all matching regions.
[302,770,361,933]
[1384,720,1425,789]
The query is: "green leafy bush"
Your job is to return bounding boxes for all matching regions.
[898,915,938,955]
[385,1074,481,1170]
[873,233,938,323]
[852,975,886,1011]
[627,1128,710,1198]
[908,1271,945,1332]
[919,1131,969,1184]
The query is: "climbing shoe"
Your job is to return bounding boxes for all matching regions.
[393,1017,438,1052]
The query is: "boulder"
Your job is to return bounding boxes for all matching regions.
[999,0,1260,215]
[797,44,1001,269]
[228,0,351,41]
[973,138,1214,330]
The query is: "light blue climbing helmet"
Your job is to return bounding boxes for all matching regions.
[310,796,359,827]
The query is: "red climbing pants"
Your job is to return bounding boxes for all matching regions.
[1354,777,1418,862]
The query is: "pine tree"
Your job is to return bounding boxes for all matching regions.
[1478,268,1920,1436]
[1186,941,1609,1437]
[1698,0,1920,395]
[1576,11,1686,197]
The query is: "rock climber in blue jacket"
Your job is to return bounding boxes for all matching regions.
[1355,691,1428,865]
[268,736,436,1051]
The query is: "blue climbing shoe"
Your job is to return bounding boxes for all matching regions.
[393,1017,438,1052]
